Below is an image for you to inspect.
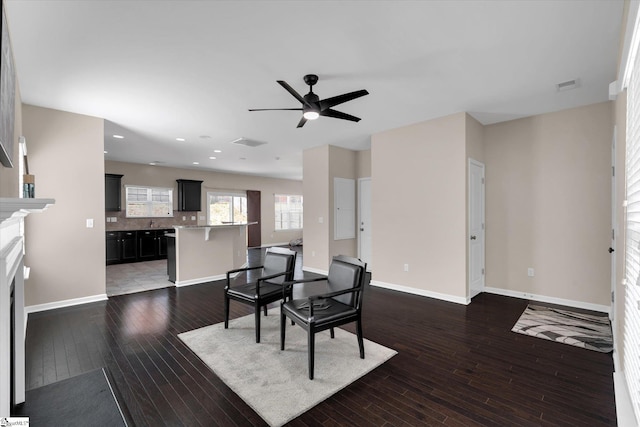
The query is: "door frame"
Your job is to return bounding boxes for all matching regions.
[358,177,372,271]
[468,159,485,299]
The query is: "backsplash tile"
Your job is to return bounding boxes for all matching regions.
[105,211,199,230]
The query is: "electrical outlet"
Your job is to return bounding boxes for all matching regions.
[404,263,409,272]
[527,268,534,277]
[191,216,196,220]
[86,219,94,228]
[111,217,117,222]
[106,217,111,223]
[318,217,324,224]
[312,251,316,257]
[182,216,186,221]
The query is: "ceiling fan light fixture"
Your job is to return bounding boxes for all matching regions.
[303,110,319,120]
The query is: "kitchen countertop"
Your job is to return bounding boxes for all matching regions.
[173,222,257,229]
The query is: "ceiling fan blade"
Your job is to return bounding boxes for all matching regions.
[318,89,369,111]
[296,117,307,128]
[320,108,361,122]
[248,108,303,111]
[277,80,308,105]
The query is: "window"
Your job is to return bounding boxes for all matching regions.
[207,191,247,225]
[275,194,303,230]
[125,186,173,218]
[625,28,640,423]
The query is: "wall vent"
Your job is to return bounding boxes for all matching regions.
[556,79,580,92]
[230,137,267,147]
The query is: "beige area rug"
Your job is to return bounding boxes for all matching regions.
[178,309,397,427]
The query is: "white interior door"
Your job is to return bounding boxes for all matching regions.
[358,178,372,271]
[469,159,485,298]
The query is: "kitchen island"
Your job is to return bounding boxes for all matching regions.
[168,223,255,286]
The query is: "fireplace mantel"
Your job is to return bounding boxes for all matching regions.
[0,197,54,416]
[0,198,55,222]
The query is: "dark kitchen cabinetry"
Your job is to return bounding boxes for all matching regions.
[106,232,121,265]
[138,230,157,261]
[105,174,123,211]
[167,235,176,283]
[105,229,172,265]
[120,231,137,262]
[176,179,202,211]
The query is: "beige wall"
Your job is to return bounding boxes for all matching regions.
[302,145,359,272]
[484,101,613,306]
[302,145,330,270]
[328,145,358,261]
[105,161,302,247]
[0,80,21,197]
[22,105,105,307]
[371,112,468,300]
[356,149,372,178]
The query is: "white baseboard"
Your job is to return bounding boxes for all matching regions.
[302,266,328,276]
[175,274,226,287]
[175,262,249,287]
[614,369,638,426]
[483,286,610,313]
[25,293,108,315]
[370,280,470,305]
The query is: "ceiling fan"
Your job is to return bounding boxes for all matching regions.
[249,74,369,128]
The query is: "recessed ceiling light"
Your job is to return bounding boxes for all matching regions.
[209,156,217,160]
[239,157,246,160]
[214,149,222,153]
[149,162,156,166]
[113,135,124,139]
[192,161,199,165]
[176,137,186,142]
[199,135,212,139]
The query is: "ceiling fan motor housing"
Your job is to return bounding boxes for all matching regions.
[303,74,319,87]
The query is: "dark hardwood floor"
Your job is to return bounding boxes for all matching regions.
[16,247,616,426]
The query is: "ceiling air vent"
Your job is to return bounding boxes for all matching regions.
[556,79,580,92]
[230,137,267,148]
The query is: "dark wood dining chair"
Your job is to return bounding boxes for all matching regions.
[224,247,297,343]
[280,255,366,379]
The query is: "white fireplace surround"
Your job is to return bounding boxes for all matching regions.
[0,197,54,416]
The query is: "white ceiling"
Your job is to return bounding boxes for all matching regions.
[5,0,624,181]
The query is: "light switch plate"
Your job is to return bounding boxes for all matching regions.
[86,219,94,228]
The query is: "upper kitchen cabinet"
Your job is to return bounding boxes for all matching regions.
[105,174,124,211]
[176,179,203,211]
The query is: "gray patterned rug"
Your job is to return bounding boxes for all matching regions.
[512,304,613,353]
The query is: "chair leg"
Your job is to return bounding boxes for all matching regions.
[308,331,315,380]
[255,306,261,343]
[264,305,268,316]
[330,327,335,339]
[224,295,230,329]
[356,319,365,359]
[280,310,286,350]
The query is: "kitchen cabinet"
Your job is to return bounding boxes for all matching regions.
[120,231,137,262]
[105,174,123,211]
[106,232,121,265]
[176,179,202,211]
[167,235,176,283]
[138,230,157,261]
[105,229,172,265]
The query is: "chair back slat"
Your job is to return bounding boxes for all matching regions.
[326,256,365,306]
[262,248,296,284]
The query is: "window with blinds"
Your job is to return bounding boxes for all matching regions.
[625,34,640,422]
[125,186,173,218]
